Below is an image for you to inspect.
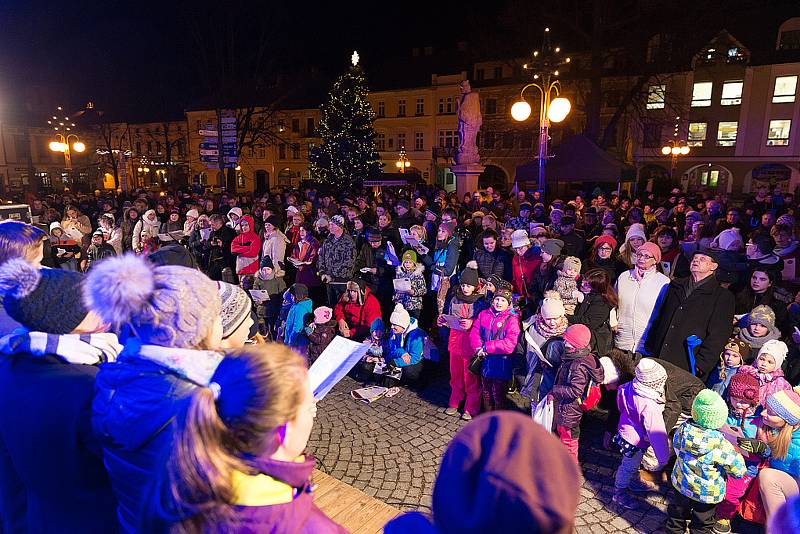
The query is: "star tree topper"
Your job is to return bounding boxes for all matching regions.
[351,50,360,66]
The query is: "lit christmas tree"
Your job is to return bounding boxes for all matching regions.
[309,51,382,187]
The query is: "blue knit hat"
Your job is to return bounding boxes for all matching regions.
[370,317,385,334]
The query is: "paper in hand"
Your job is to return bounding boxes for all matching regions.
[393,278,412,293]
[308,336,371,400]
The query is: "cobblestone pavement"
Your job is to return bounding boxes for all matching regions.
[308,372,763,533]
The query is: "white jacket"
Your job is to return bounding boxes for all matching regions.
[614,268,670,353]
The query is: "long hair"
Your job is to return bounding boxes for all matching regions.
[583,268,618,308]
[764,422,799,461]
[160,344,308,533]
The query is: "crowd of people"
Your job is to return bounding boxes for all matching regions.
[2,180,800,532]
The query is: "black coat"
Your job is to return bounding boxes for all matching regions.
[644,275,735,379]
[568,293,613,356]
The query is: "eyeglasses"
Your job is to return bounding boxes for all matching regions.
[597,246,613,252]
[636,253,655,261]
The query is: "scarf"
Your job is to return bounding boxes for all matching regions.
[0,331,122,365]
[453,284,481,304]
[632,379,665,403]
[127,339,224,386]
[738,326,780,350]
[533,314,568,339]
[775,240,799,257]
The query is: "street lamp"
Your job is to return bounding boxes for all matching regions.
[511,28,571,197]
[395,147,411,174]
[49,133,85,170]
[661,140,690,180]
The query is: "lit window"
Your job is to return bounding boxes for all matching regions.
[688,122,707,146]
[646,85,666,109]
[377,101,385,117]
[720,80,743,105]
[717,121,738,146]
[398,100,406,117]
[376,133,385,151]
[691,82,713,107]
[767,119,791,146]
[773,76,797,103]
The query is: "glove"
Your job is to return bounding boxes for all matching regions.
[737,437,771,458]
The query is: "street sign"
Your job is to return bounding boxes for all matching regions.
[199,129,218,136]
[200,149,237,157]
[221,123,236,130]
[221,117,237,123]
[221,136,237,143]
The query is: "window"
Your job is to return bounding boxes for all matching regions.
[135,141,141,154]
[237,172,245,189]
[415,98,424,115]
[146,141,152,154]
[643,124,662,148]
[779,30,800,51]
[438,97,454,114]
[485,98,497,114]
[691,82,713,107]
[248,146,255,157]
[398,99,406,117]
[177,140,185,157]
[377,101,385,117]
[156,141,162,154]
[493,66,502,79]
[397,132,406,149]
[376,133,385,151]
[291,118,300,133]
[306,118,315,136]
[292,143,301,159]
[483,131,496,149]
[388,138,394,149]
[767,119,791,146]
[773,76,797,103]
[717,121,738,146]
[438,130,457,147]
[414,132,424,151]
[502,132,514,149]
[646,85,666,109]
[279,143,286,159]
[258,145,266,159]
[475,68,485,81]
[687,122,707,146]
[720,80,743,105]
[36,172,51,188]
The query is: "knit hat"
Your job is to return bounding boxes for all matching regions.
[776,214,795,228]
[759,339,789,369]
[460,260,479,287]
[637,241,662,263]
[84,254,221,349]
[493,288,513,306]
[692,389,730,430]
[599,357,620,387]
[563,324,591,350]
[313,306,333,325]
[218,282,252,339]
[186,208,199,219]
[370,317,385,334]
[540,239,564,257]
[330,214,346,228]
[315,217,329,228]
[390,303,411,330]
[0,259,89,334]
[711,228,743,251]
[724,338,752,362]
[511,229,531,249]
[439,220,456,237]
[366,227,382,243]
[748,304,776,329]
[259,255,274,270]
[529,225,548,237]
[625,223,646,243]
[402,249,417,264]
[728,372,760,406]
[634,358,667,393]
[263,215,280,228]
[594,235,617,251]
[766,388,800,426]
[562,256,581,273]
[540,296,566,319]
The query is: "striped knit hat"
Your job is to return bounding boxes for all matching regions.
[634,358,667,393]
[766,388,800,426]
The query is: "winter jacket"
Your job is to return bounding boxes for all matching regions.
[306,320,337,363]
[333,285,382,340]
[442,290,488,356]
[472,247,510,280]
[207,225,237,278]
[392,263,426,311]
[671,420,746,504]
[775,240,800,290]
[735,286,791,336]
[284,299,313,348]
[763,422,800,478]
[386,317,426,367]
[707,365,741,398]
[132,210,161,252]
[226,206,243,228]
[101,225,123,255]
[354,242,393,299]
[645,275,735,379]
[291,237,321,287]
[422,237,460,292]
[737,365,792,407]
[85,242,117,271]
[252,273,287,320]
[231,215,262,275]
[470,307,521,380]
[616,381,670,467]
[318,232,356,281]
[261,229,289,278]
[727,411,763,477]
[568,293,613,356]
[659,246,690,280]
[511,247,542,301]
[615,268,670,352]
[550,348,604,429]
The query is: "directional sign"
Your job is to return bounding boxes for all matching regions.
[199,129,218,136]
[221,117,237,123]
[200,149,237,157]
[221,136,237,143]
[221,123,236,130]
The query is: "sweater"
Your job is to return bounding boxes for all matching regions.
[614,268,670,352]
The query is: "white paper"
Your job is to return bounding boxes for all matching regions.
[393,278,412,293]
[385,241,400,266]
[308,335,371,400]
[249,289,270,302]
[398,228,412,244]
[441,314,467,332]
[200,228,212,240]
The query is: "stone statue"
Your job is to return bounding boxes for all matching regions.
[456,80,482,165]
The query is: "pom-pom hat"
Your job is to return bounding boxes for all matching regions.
[218,282,252,339]
[563,324,591,349]
[692,389,729,430]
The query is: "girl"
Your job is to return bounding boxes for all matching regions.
[756,388,800,521]
[583,235,617,284]
[49,221,82,271]
[706,338,751,398]
[306,306,337,365]
[738,340,792,407]
[569,268,617,356]
[121,207,140,252]
[385,304,427,386]
[439,261,487,421]
[470,288,521,412]
[230,215,261,280]
[616,223,646,275]
[737,304,782,352]
[145,344,346,532]
[133,209,161,254]
[424,220,459,316]
[283,283,312,352]
[99,213,123,255]
[392,250,426,318]
[654,226,690,280]
[289,223,321,298]
[735,269,788,334]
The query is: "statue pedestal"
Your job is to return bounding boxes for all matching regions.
[452,163,485,199]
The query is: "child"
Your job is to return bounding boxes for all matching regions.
[283,283,312,352]
[469,288,521,412]
[737,304,782,353]
[392,250,426,318]
[252,256,286,340]
[385,304,427,386]
[612,358,671,510]
[85,229,116,271]
[666,390,746,534]
[738,339,792,407]
[553,256,582,315]
[756,388,800,519]
[707,338,751,398]
[439,261,487,421]
[306,306,337,365]
[715,372,767,533]
[549,323,604,461]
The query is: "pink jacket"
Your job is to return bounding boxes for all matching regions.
[738,365,792,407]
[469,308,521,355]
[616,381,671,468]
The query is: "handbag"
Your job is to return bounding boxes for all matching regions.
[579,378,602,412]
[468,314,511,375]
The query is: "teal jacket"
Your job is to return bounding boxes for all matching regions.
[284,299,313,347]
[768,426,800,478]
[386,318,426,367]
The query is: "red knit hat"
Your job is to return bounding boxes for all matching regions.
[728,371,760,406]
[563,324,591,350]
[593,235,617,251]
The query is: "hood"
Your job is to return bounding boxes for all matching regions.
[227,207,243,223]
[49,221,63,232]
[396,263,424,276]
[143,209,159,225]
[674,420,727,458]
[239,215,257,236]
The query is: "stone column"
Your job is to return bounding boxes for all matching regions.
[452,163,485,198]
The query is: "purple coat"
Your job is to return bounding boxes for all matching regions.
[551,349,604,429]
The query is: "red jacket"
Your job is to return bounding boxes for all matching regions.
[231,216,262,275]
[511,248,542,300]
[333,286,382,340]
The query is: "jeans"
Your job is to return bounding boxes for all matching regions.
[614,448,645,490]
[664,493,717,534]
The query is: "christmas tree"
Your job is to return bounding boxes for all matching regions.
[309,52,382,187]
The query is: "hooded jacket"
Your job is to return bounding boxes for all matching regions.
[616,381,670,467]
[550,348,604,429]
[392,263,426,310]
[306,319,337,363]
[386,317,426,367]
[132,210,161,252]
[231,215,262,275]
[261,228,289,278]
[470,307,521,380]
[284,298,313,348]
[511,247,542,301]
[226,206,243,229]
[333,285,382,340]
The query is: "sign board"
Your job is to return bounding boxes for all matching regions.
[221,122,236,130]
[0,204,32,224]
[199,129,218,137]
[221,116,237,123]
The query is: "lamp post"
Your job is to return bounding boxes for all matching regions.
[48,107,85,185]
[395,147,411,174]
[660,140,690,181]
[511,28,571,197]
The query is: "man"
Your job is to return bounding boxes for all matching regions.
[644,250,735,378]
[333,278,382,341]
[580,207,601,240]
[472,229,509,280]
[557,215,585,258]
[207,213,237,282]
[318,215,356,307]
[772,223,800,290]
[506,202,531,231]
[353,227,391,301]
[714,208,748,238]
[394,199,420,230]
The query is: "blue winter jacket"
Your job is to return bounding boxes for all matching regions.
[769,426,800,478]
[386,318,426,367]
[284,299,313,348]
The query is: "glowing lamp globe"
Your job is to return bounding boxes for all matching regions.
[679,146,690,155]
[396,161,402,168]
[72,141,86,153]
[511,101,532,122]
[49,141,64,152]
[547,97,571,123]
[661,146,672,155]
[671,147,681,156]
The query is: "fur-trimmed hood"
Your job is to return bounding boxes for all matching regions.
[396,263,425,277]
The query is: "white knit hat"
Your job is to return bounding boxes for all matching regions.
[511,229,531,249]
[711,228,743,251]
[759,339,789,369]
[634,358,667,392]
[186,209,199,219]
[625,223,646,243]
[540,296,565,319]
[390,303,411,330]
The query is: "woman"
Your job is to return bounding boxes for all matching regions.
[183,209,199,237]
[160,210,183,235]
[99,213,123,256]
[121,207,140,252]
[423,220,460,317]
[519,294,569,402]
[735,269,788,335]
[653,226,690,280]
[569,268,617,356]
[84,254,225,533]
[61,205,92,246]
[231,215,262,280]
[189,215,213,271]
[530,239,564,307]
[616,223,646,275]
[583,235,618,283]
[132,209,161,254]
[351,216,366,251]
[290,223,321,297]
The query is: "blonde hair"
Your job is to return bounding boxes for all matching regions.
[161,343,308,532]
[766,423,800,461]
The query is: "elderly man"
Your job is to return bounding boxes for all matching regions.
[318,214,356,307]
[644,250,735,378]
